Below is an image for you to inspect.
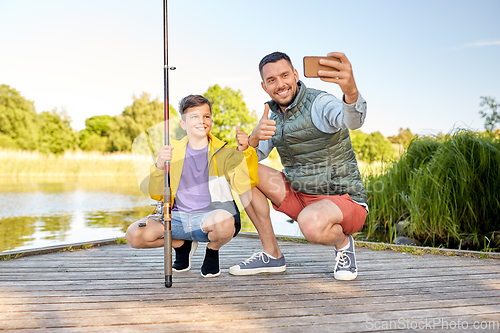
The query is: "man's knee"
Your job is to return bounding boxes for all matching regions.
[298,202,343,244]
[300,222,323,244]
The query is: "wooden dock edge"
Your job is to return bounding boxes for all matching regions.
[0,238,121,260]
[1,232,499,260]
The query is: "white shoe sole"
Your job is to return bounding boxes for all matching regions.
[229,265,286,276]
[172,241,198,273]
[201,270,221,278]
[334,271,358,281]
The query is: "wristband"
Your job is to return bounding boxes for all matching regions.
[248,134,257,148]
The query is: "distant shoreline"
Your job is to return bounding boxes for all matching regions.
[0,148,138,178]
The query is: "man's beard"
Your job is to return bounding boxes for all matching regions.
[275,90,297,109]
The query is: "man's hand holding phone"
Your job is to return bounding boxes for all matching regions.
[304,52,359,104]
[248,103,276,148]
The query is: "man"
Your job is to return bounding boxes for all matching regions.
[230,52,368,280]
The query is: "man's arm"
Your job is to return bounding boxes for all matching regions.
[311,51,366,132]
[253,138,275,161]
[312,92,367,133]
[317,52,359,104]
[248,103,277,160]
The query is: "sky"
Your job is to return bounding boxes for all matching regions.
[1,0,499,137]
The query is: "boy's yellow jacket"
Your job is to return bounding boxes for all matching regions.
[148,133,259,214]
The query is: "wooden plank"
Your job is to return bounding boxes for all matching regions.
[0,237,499,332]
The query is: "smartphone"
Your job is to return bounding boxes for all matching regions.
[303,56,340,78]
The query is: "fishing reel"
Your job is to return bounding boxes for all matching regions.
[138,201,164,227]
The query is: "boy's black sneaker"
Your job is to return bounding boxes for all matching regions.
[172,240,198,272]
[201,247,221,278]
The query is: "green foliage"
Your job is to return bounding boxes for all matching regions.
[387,127,417,147]
[0,84,39,150]
[85,115,115,136]
[0,133,19,149]
[479,96,500,132]
[79,94,180,152]
[364,130,500,251]
[119,93,164,142]
[38,109,78,154]
[79,115,115,151]
[203,85,258,147]
[80,133,108,151]
[0,85,77,154]
[350,130,396,163]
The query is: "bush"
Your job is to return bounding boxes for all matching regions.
[351,130,396,163]
[364,129,500,251]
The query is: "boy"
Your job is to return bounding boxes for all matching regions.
[126,95,258,277]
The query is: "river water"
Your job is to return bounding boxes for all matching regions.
[0,178,302,253]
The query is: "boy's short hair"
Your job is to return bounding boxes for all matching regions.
[179,95,212,117]
[258,51,294,77]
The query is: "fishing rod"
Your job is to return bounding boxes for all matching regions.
[163,0,175,288]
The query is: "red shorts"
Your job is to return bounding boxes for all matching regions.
[273,173,367,235]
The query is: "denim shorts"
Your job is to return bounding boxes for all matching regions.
[151,210,212,242]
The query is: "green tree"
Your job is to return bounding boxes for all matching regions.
[479,96,500,132]
[109,93,179,151]
[203,85,258,147]
[0,84,39,150]
[38,108,78,154]
[365,131,396,162]
[387,127,417,147]
[79,115,115,151]
[350,130,396,163]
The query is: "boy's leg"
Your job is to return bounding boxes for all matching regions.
[199,210,235,278]
[126,217,184,249]
[127,214,197,272]
[201,209,235,250]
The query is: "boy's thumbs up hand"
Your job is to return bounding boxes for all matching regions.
[236,126,249,151]
[248,103,276,147]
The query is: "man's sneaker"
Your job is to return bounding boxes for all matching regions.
[333,235,358,280]
[201,247,221,278]
[172,240,198,272]
[229,252,286,275]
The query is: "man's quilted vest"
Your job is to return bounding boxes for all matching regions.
[269,81,368,205]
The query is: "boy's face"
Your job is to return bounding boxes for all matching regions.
[180,103,213,140]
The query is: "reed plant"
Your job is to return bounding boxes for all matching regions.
[0,149,137,178]
[364,130,500,251]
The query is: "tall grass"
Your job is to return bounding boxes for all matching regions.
[0,149,137,178]
[364,130,500,251]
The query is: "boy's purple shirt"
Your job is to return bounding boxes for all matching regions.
[172,142,212,213]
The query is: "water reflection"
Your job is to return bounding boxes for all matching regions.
[0,177,303,253]
[0,216,37,251]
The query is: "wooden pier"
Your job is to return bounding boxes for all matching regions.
[1,236,499,332]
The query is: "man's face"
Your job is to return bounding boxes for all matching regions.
[260,59,299,109]
[180,103,213,140]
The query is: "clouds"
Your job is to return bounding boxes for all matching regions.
[458,40,500,49]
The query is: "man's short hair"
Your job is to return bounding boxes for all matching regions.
[179,95,212,116]
[258,51,294,77]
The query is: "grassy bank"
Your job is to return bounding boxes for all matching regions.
[363,130,500,252]
[0,149,137,178]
